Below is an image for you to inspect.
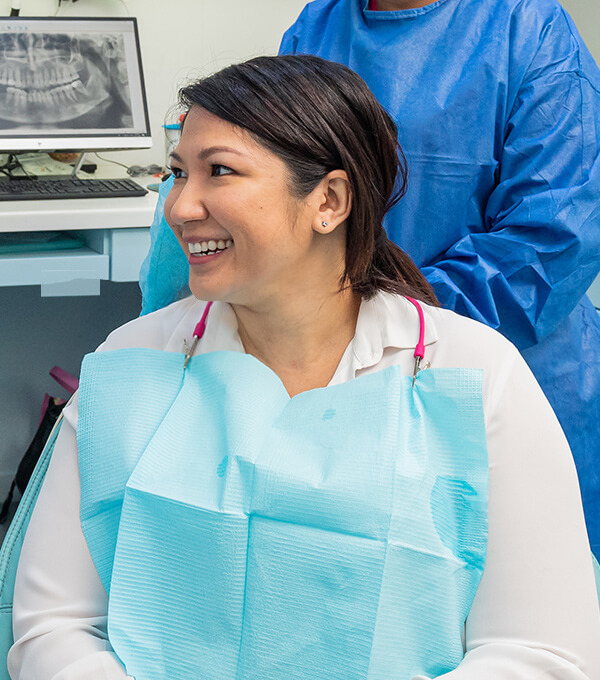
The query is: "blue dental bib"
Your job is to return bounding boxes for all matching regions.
[78,348,488,680]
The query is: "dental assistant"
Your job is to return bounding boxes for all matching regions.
[13,56,600,680]
[141,0,600,560]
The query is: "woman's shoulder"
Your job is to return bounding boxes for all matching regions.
[426,302,517,355]
[378,293,517,360]
[422,300,521,371]
[376,293,522,379]
[98,296,205,353]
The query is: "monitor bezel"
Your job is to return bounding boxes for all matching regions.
[0,16,152,152]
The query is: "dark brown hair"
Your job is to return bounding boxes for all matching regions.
[179,55,438,305]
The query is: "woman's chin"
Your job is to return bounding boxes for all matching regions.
[188,277,236,304]
[190,284,224,302]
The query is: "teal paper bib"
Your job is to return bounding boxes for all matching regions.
[78,349,488,680]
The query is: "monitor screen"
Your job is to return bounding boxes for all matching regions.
[0,17,152,152]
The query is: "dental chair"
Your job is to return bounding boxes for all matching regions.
[0,416,64,680]
[0,415,598,680]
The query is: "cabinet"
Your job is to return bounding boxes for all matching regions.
[0,189,157,295]
[0,188,158,497]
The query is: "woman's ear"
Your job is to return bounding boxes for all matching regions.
[312,170,352,234]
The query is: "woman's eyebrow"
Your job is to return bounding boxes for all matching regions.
[198,146,246,160]
[169,147,246,164]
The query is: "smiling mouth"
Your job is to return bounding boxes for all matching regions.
[188,239,233,257]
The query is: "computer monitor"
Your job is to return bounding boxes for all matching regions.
[0,17,151,152]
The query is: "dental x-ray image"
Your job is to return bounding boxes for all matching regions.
[0,31,134,130]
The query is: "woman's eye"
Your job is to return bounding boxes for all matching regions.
[211,164,234,177]
[170,166,187,179]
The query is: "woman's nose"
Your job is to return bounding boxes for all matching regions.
[169,183,210,225]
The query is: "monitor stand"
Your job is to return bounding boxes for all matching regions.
[71,153,87,179]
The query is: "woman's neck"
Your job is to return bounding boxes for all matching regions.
[232,287,361,397]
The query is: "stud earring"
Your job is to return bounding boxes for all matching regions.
[322,221,328,228]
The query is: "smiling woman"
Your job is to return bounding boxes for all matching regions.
[172,57,437,303]
[166,106,339,314]
[7,55,600,680]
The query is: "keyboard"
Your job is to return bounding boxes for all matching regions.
[0,177,148,201]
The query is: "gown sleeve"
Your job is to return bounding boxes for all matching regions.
[421,7,600,351]
[412,343,600,680]
[7,395,131,680]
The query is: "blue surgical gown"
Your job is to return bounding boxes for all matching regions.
[139,0,600,557]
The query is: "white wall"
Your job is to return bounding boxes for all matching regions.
[560,0,600,63]
[0,0,308,167]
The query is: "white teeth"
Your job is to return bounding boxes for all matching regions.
[188,239,233,256]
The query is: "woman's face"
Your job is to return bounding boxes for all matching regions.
[165,106,345,310]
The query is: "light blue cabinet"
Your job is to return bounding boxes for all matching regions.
[0,193,156,296]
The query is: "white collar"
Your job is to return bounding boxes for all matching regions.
[350,291,438,371]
